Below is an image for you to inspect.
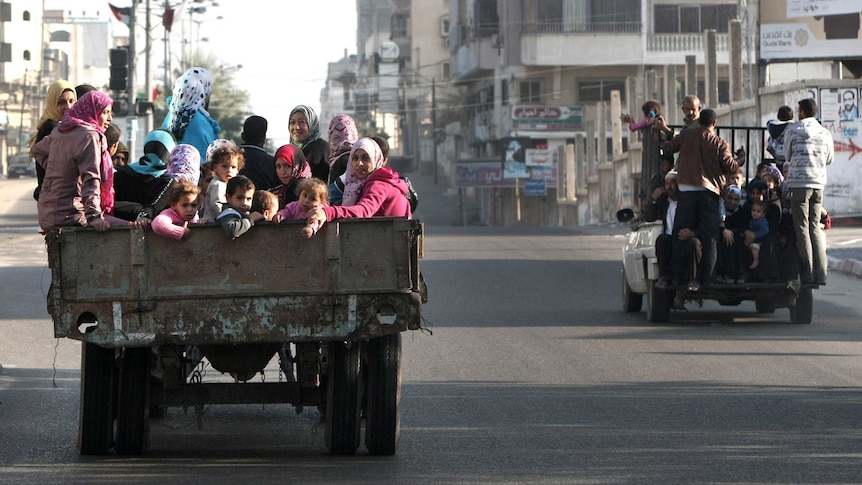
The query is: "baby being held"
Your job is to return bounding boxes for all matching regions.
[273,178,329,238]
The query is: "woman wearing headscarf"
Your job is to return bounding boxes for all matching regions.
[112,129,178,223]
[327,113,359,184]
[270,144,311,209]
[30,80,77,201]
[162,66,220,161]
[289,105,330,182]
[31,91,127,232]
[307,138,411,226]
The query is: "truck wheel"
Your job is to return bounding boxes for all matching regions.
[789,288,813,324]
[755,297,777,314]
[115,348,150,455]
[325,341,361,455]
[78,343,115,455]
[621,268,643,312]
[364,334,402,456]
[647,280,671,323]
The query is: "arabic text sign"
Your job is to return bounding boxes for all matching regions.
[787,0,861,18]
[455,162,515,188]
[525,148,555,168]
[512,105,583,131]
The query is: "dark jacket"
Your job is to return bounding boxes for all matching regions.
[112,166,174,221]
[302,138,330,182]
[239,144,278,191]
[662,125,738,196]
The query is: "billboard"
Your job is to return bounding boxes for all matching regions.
[760,0,862,61]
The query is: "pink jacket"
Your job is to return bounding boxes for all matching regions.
[323,167,411,221]
[277,202,324,234]
[32,125,108,231]
[151,208,199,240]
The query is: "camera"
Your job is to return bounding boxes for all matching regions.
[649,110,657,118]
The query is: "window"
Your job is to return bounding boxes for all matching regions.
[391,14,409,37]
[578,79,626,102]
[654,4,737,33]
[475,0,499,37]
[519,80,542,103]
[442,61,450,80]
[23,49,31,61]
[696,80,731,105]
[440,15,450,37]
[589,0,639,23]
[22,10,30,21]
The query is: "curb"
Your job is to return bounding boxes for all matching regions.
[827,255,862,279]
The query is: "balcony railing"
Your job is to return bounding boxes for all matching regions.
[647,33,729,52]
[521,21,642,34]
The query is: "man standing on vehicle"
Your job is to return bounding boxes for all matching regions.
[661,109,740,290]
[784,98,833,286]
[238,115,279,190]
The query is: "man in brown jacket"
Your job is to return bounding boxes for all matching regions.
[661,109,740,289]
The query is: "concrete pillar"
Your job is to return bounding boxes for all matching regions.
[729,20,744,103]
[704,29,718,108]
[626,76,638,117]
[585,117,596,177]
[574,133,585,189]
[596,102,607,164]
[646,70,658,102]
[665,64,679,125]
[611,91,623,158]
[685,55,697,100]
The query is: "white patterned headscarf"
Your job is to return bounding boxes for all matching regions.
[342,138,385,206]
[167,67,213,141]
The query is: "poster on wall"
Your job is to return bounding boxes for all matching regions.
[502,137,531,179]
[525,148,555,168]
[820,87,859,121]
[760,0,862,60]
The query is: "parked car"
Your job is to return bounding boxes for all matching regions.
[619,212,816,324]
[7,152,36,178]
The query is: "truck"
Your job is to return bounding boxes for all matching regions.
[45,218,427,456]
[620,218,817,324]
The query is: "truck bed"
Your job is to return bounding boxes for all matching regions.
[46,218,424,347]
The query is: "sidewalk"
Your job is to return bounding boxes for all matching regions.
[826,224,862,279]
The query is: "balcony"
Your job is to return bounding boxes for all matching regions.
[450,25,498,84]
[645,32,730,66]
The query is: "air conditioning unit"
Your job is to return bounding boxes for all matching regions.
[440,15,450,37]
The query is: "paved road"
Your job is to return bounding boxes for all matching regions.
[2,173,862,484]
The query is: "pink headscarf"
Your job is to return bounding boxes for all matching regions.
[58,90,115,214]
[166,144,201,185]
[274,144,312,185]
[342,138,385,206]
[328,114,359,167]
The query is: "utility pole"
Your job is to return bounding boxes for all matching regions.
[144,0,153,133]
[432,77,437,185]
[127,0,138,159]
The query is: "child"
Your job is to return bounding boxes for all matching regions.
[746,200,770,270]
[151,181,202,240]
[620,100,662,132]
[251,189,279,222]
[216,175,264,238]
[766,105,793,163]
[273,178,328,238]
[202,139,244,221]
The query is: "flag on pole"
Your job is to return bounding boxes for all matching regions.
[107,3,132,26]
[162,0,188,33]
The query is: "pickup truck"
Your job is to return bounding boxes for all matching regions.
[45,218,426,456]
[620,218,816,324]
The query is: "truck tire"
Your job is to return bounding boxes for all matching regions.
[325,341,361,455]
[115,347,150,454]
[78,343,115,455]
[789,288,813,324]
[364,334,402,455]
[621,268,643,312]
[647,280,671,323]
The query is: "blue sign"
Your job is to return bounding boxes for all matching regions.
[524,178,547,196]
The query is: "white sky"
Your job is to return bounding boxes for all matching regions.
[49,0,357,148]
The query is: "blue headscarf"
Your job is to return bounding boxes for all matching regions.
[127,129,177,177]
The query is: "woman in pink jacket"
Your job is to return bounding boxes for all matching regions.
[31,91,129,232]
[307,137,411,226]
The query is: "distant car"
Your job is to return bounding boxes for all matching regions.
[7,152,36,178]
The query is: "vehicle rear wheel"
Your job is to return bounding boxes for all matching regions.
[115,347,150,455]
[647,280,671,323]
[325,341,361,455]
[364,334,402,455]
[789,288,813,324]
[78,343,115,455]
[621,268,643,313]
